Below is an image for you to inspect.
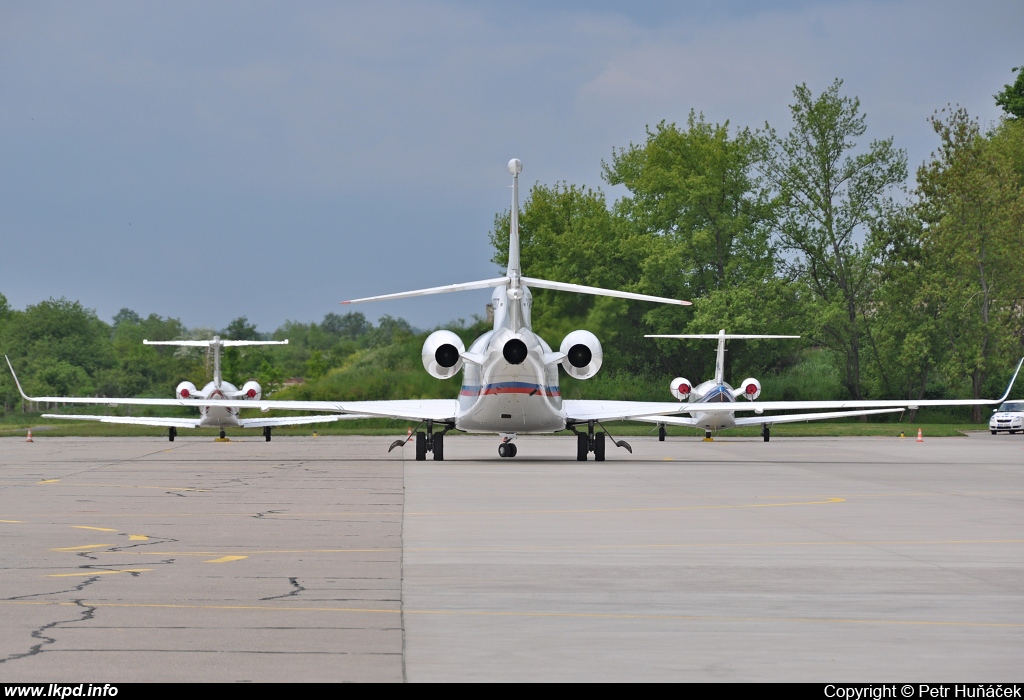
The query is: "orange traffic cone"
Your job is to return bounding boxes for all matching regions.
[26,429,33,443]
[407,427,412,439]
[916,428,923,443]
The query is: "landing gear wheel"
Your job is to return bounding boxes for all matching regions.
[762,425,770,443]
[594,432,606,461]
[498,442,509,458]
[219,429,226,440]
[991,430,997,435]
[415,432,427,461]
[576,433,588,461]
[168,427,176,442]
[433,432,444,461]
[264,427,272,442]
[658,424,666,442]
[508,443,517,457]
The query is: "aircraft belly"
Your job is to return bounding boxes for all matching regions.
[692,411,736,431]
[456,393,564,433]
[198,405,241,428]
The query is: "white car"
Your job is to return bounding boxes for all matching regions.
[990,401,1024,434]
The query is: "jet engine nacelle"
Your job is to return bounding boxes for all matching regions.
[422,330,466,380]
[739,377,761,401]
[559,330,603,380]
[670,377,692,401]
[241,380,262,400]
[175,381,197,399]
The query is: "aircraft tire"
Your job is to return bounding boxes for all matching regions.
[594,432,606,461]
[264,427,272,442]
[219,430,226,439]
[763,425,770,443]
[508,443,517,457]
[415,432,427,461]
[168,427,175,442]
[433,433,444,461]
[992,430,997,435]
[498,442,508,458]
[576,433,588,461]
[658,424,666,442]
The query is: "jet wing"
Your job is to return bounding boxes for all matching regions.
[629,407,905,428]
[563,400,693,423]
[237,414,375,428]
[731,408,905,425]
[41,414,203,429]
[8,356,456,423]
[234,399,459,422]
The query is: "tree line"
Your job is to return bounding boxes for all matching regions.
[490,74,1024,421]
[2,71,1022,421]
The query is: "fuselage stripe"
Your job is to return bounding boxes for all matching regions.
[460,383,560,398]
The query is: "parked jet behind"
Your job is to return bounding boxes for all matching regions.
[639,331,909,441]
[7,160,1022,459]
[24,337,361,441]
[634,329,1019,442]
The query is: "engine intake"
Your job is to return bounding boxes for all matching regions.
[559,330,603,380]
[502,338,528,365]
[422,330,466,379]
[738,377,761,401]
[670,377,692,401]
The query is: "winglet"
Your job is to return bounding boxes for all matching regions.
[5,355,32,401]
[997,357,1024,403]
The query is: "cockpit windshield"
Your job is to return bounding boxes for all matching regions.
[997,402,1024,413]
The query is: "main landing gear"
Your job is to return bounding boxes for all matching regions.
[389,420,452,461]
[263,426,272,442]
[570,421,632,461]
[762,424,771,443]
[168,427,176,442]
[658,423,667,442]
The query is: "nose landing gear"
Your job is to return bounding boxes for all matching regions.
[498,437,517,458]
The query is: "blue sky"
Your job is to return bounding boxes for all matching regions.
[1,0,1020,332]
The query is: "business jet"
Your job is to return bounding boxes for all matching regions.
[21,337,363,441]
[639,330,913,441]
[8,160,1022,459]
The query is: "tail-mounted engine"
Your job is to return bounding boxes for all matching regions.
[241,380,262,400]
[422,330,466,379]
[670,377,692,401]
[559,330,603,380]
[737,377,761,401]
[175,381,197,399]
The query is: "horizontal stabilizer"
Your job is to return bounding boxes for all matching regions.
[645,334,800,340]
[342,278,511,304]
[144,339,289,347]
[522,277,690,306]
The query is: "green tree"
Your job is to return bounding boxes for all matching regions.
[223,316,260,340]
[761,79,908,399]
[994,66,1024,119]
[603,113,795,381]
[914,107,1024,420]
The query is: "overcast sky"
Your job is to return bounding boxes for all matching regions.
[1,0,1020,333]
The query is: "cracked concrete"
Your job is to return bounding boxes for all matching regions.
[0,436,405,682]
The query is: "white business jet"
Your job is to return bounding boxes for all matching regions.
[634,329,1019,442]
[8,160,1022,458]
[19,337,362,441]
[639,331,913,441]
